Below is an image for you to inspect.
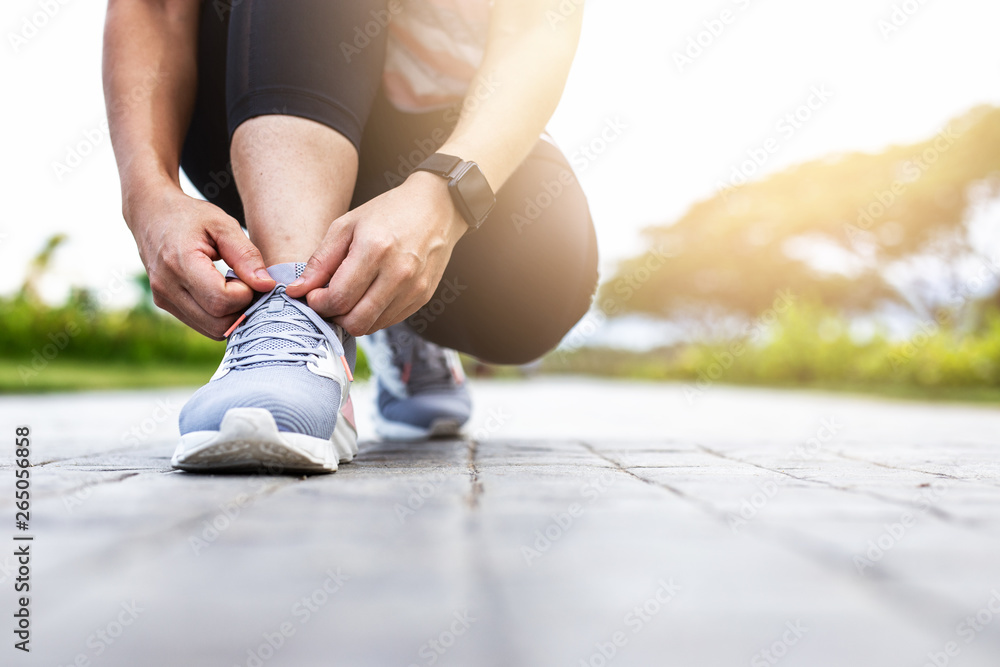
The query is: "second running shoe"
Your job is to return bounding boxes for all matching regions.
[360,321,471,441]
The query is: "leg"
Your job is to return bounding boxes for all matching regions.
[225,0,391,264]
[413,140,599,364]
[180,1,243,221]
[353,94,595,440]
[230,116,357,265]
[174,0,391,473]
[354,93,599,365]
[182,0,389,264]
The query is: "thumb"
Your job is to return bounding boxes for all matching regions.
[213,221,275,292]
[286,223,352,297]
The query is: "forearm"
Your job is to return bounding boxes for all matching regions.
[102,0,200,223]
[438,0,583,191]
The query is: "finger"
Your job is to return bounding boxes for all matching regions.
[212,219,275,292]
[154,286,237,341]
[152,294,210,338]
[365,294,421,335]
[332,273,399,337]
[182,252,257,319]
[177,286,243,340]
[286,221,354,297]
[305,249,380,318]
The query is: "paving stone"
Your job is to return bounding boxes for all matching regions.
[1,378,1000,666]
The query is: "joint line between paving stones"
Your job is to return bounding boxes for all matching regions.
[47,471,143,501]
[697,445,957,523]
[577,441,727,519]
[831,449,1000,489]
[579,443,974,636]
[467,439,483,508]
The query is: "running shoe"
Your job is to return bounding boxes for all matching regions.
[172,262,356,474]
[360,321,470,441]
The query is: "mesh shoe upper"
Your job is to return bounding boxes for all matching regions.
[179,263,353,440]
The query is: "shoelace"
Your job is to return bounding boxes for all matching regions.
[222,285,353,381]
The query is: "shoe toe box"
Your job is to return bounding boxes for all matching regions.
[180,366,343,439]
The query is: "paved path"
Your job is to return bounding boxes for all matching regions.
[3,378,1000,667]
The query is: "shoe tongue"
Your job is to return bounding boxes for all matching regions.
[266,262,307,285]
[236,275,318,365]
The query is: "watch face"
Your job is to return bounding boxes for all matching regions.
[453,163,496,226]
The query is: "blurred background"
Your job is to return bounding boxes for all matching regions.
[3,0,1000,398]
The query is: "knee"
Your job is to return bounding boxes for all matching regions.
[491,207,599,365]
[478,255,598,366]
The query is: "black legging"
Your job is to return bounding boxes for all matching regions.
[181,0,598,365]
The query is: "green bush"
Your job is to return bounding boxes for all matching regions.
[547,301,1000,392]
[0,296,223,365]
[0,296,370,389]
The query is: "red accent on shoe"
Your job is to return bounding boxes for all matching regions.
[340,355,354,382]
[224,313,246,338]
[341,395,356,429]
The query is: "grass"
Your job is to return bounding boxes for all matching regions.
[0,359,219,393]
[540,301,1000,405]
[0,293,372,393]
[3,293,1000,405]
[1,354,374,394]
[5,357,1000,406]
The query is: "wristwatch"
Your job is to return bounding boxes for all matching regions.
[414,153,496,230]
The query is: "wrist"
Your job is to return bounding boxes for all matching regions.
[406,170,468,244]
[121,171,183,229]
[437,142,496,192]
[411,153,497,232]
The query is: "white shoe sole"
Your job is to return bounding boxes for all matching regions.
[172,407,358,474]
[373,413,464,442]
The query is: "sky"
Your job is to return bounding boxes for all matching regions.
[2,0,1000,309]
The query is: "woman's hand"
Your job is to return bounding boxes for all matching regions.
[126,186,275,340]
[285,171,467,336]
[105,1,275,339]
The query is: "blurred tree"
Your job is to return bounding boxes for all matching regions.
[602,106,1000,321]
[66,286,98,316]
[18,233,68,303]
[132,272,155,313]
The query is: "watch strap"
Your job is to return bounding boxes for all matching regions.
[416,153,463,178]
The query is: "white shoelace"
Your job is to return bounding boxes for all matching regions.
[222,285,353,381]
